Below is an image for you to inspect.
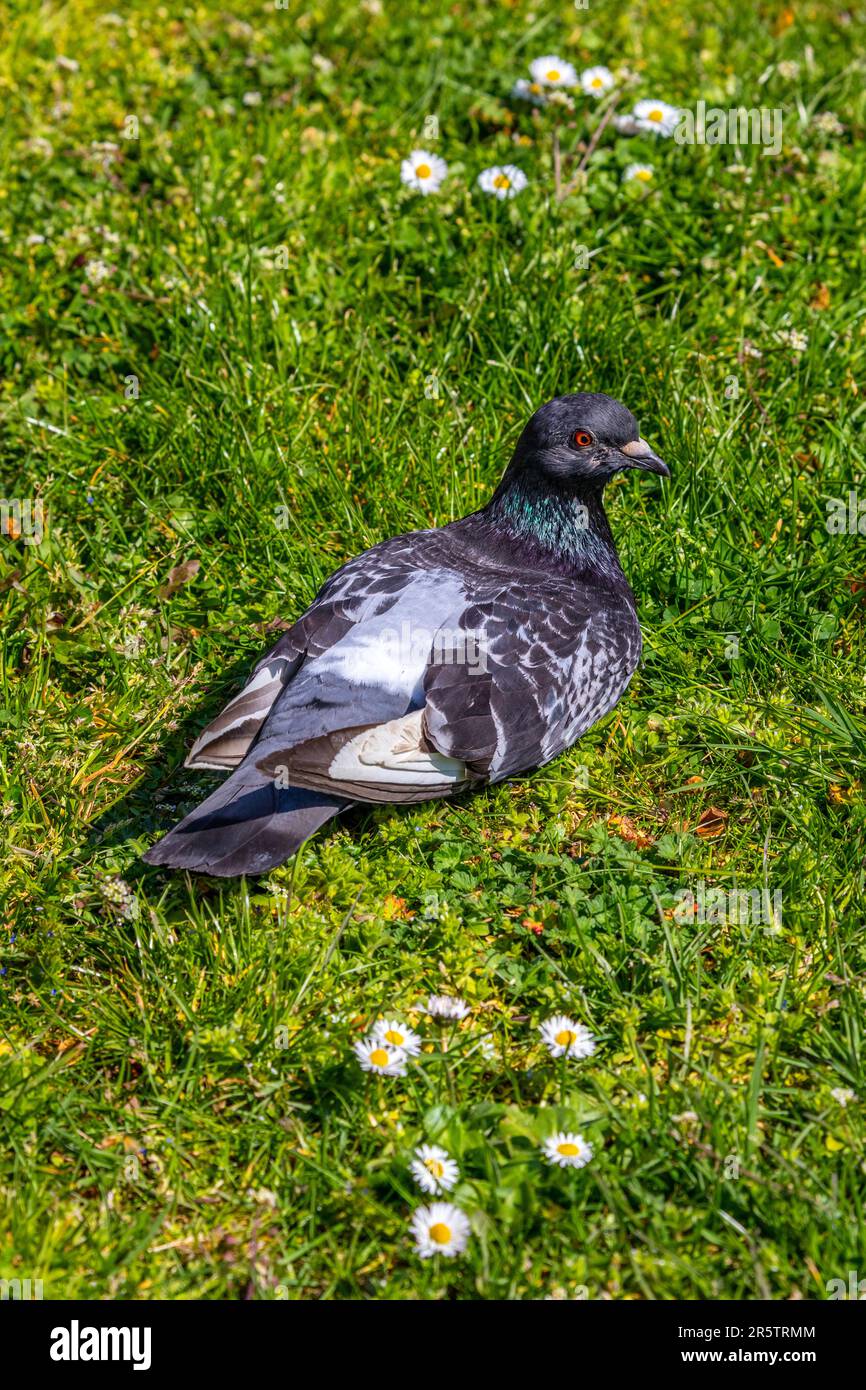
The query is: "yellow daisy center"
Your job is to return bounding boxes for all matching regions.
[493,173,511,190]
[429,1222,452,1244]
[384,1028,404,1044]
[415,163,431,179]
[555,1029,576,1047]
[369,1048,389,1067]
[557,1142,580,1156]
[547,69,560,81]
[424,1158,445,1178]
[636,169,652,182]
[648,109,663,122]
[529,82,542,94]
[591,77,603,88]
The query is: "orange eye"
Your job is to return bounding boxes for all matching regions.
[573,430,593,447]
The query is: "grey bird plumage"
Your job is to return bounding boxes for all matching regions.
[143,392,669,876]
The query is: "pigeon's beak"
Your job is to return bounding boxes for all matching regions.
[620,438,670,478]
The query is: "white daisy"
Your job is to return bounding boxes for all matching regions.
[410,1144,460,1194]
[410,1201,471,1258]
[511,77,547,106]
[543,1131,594,1169]
[632,98,681,137]
[372,1018,422,1056]
[353,1035,408,1076]
[830,1087,857,1107]
[84,258,113,286]
[477,165,528,200]
[400,149,448,195]
[529,55,578,89]
[776,327,809,353]
[623,162,654,184]
[811,111,844,137]
[426,993,470,1020]
[580,66,615,97]
[539,1014,596,1059]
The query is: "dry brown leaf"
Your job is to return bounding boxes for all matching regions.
[159,558,200,599]
[695,806,729,838]
[608,814,655,849]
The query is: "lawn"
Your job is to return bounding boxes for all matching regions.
[1,0,865,1300]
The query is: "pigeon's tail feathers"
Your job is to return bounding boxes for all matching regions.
[143,769,348,877]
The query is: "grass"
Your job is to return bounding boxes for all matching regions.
[1,0,865,1300]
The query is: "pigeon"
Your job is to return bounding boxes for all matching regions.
[143,392,669,877]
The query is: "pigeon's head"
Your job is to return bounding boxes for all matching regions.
[511,392,670,486]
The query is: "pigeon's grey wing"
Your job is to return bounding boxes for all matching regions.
[422,580,641,782]
[255,580,639,804]
[250,560,474,801]
[185,528,442,770]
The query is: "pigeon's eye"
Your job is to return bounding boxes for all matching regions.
[572,430,593,448]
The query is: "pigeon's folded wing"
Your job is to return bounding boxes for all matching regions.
[255,581,639,803]
[185,530,440,770]
[184,609,356,770]
[422,582,640,781]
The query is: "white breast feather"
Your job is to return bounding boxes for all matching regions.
[328,711,466,790]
